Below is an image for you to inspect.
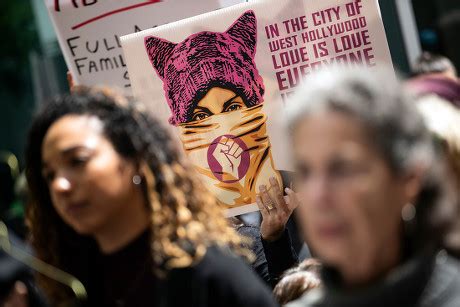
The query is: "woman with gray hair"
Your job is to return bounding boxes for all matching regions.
[285,68,460,307]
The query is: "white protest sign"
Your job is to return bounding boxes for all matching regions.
[45,0,245,90]
[121,0,392,216]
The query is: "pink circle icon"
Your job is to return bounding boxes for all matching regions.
[207,135,250,183]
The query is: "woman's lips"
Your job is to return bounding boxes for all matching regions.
[316,223,346,238]
[64,202,89,215]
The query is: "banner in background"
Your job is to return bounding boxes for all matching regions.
[121,0,393,216]
[45,0,245,90]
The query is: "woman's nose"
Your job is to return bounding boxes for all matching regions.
[51,176,72,194]
[308,174,331,204]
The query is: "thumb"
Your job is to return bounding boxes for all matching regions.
[285,187,299,210]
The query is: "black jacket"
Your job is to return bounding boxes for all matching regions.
[237,225,298,287]
[286,250,460,307]
[155,246,279,307]
[87,230,279,307]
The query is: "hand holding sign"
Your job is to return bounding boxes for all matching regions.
[212,137,244,179]
[257,177,299,242]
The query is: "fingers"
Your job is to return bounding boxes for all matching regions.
[215,142,229,153]
[228,139,244,158]
[285,187,300,210]
[219,137,230,146]
[258,178,298,217]
[219,138,242,156]
[256,195,269,219]
[228,141,239,156]
[269,177,289,213]
[234,147,244,158]
[259,185,275,210]
[223,137,234,147]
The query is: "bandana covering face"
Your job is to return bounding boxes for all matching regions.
[145,10,283,210]
[179,105,282,206]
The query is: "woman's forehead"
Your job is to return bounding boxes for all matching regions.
[294,111,369,141]
[293,112,377,160]
[42,115,104,158]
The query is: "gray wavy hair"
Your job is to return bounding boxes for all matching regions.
[285,66,458,251]
[285,67,434,174]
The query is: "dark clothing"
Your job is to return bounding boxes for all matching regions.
[0,229,48,306]
[239,212,308,260]
[157,246,278,307]
[287,250,460,307]
[88,230,278,307]
[237,225,298,287]
[91,230,155,307]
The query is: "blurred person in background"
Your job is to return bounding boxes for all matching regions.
[416,94,460,257]
[69,72,302,290]
[409,56,460,253]
[273,258,321,305]
[412,52,457,80]
[1,153,47,307]
[408,52,460,106]
[0,226,48,307]
[25,87,277,307]
[0,152,26,238]
[285,68,460,307]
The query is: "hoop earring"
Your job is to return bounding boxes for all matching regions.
[132,174,142,185]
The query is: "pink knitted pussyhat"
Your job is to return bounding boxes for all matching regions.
[145,10,265,125]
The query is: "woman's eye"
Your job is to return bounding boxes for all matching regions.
[192,113,209,121]
[329,161,362,178]
[296,164,310,181]
[43,171,55,183]
[224,103,242,113]
[70,157,88,167]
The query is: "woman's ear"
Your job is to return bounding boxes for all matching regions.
[402,166,426,205]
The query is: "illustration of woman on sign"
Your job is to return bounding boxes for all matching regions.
[145,10,283,209]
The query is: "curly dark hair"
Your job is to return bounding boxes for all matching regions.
[25,87,251,305]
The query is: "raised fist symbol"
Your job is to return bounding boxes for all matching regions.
[212,137,244,179]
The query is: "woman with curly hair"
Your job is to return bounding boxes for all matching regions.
[25,87,277,307]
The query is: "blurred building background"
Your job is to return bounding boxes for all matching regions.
[0,0,459,167]
[412,0,460,72]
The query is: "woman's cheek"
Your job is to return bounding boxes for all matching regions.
[297,199,316,238]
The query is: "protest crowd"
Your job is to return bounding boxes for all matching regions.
[1,0,460,306]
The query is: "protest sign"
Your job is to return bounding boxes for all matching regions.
[120,0,393,216]
[45,0,245,89]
